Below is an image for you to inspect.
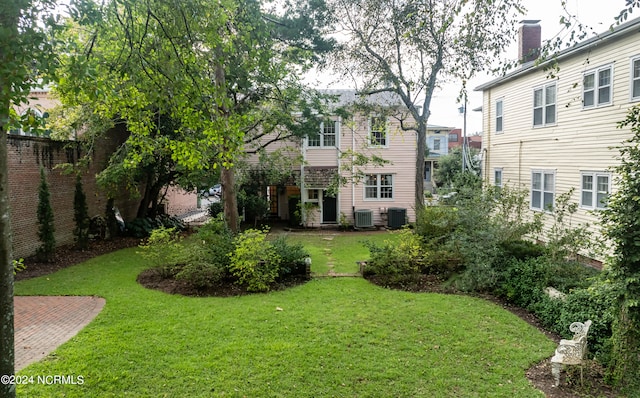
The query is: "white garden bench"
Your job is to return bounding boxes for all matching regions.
[550,320,592,387]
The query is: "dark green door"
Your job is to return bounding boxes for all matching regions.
[322,192,337,223]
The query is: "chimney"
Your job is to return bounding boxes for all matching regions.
[518,20,541,64]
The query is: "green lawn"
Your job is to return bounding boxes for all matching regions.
[14,232,555,397]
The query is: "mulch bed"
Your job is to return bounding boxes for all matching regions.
[16,239,620,397]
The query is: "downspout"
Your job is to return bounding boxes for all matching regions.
[519,140,523,187]
[300,136,307,225]
[484,90,491,182]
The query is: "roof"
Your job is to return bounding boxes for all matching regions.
[475,16,640,91]
[319,89,406,108]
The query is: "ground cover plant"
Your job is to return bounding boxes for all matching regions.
[15,245,556,397]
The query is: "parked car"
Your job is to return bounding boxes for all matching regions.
[201,184,222,198]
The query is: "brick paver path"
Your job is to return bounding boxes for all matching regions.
[14,296,105,371]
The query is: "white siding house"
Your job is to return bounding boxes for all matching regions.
[475,18,640,250]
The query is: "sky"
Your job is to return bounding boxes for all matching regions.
[311,0,628,135]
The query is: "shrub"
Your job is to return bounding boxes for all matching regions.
[415,205,459,243]
[138,227,184,268]
[126,214,186,238]
[271,236,309,277]
[363,228,426,280]
[174,241,228,288]
[73,175,90,249]
[494,257,551,308]
[12,258,25,275]
[36,167,56,262]
[228,228,282,292]
[207,201,223,217]
[499,240,545,261]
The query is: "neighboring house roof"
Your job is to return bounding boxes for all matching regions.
[320,89,406,108]
[475,16,640,91]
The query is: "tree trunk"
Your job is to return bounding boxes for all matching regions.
[221,167,239,232]
[0,113,16,398]
[415,122,426,212]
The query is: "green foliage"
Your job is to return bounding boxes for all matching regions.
[415,206,459,243]
[126,215,186,238]
[138,227,184,269]
[237,190,269,226]
[363,228,426,281]
[73,175,90,249]
[545,189,592,262]
[207,201,224,218]
[600,104,640,391]
[433,148,481,189]
[270,236,310,277]
[12,258,25,275]
[36,167,56,262]
[228,228,282,292]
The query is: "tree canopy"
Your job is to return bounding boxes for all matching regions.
[324,0,525,209]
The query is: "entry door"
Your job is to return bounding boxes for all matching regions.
[322,192,337,223]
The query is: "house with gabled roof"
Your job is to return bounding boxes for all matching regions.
[246,89,453,228]
[475,17,640,251]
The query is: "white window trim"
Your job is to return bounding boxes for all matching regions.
[580,171,611,210]
[530,170,556,212]
[495,99,504,134]
[533,83,557,127]
[307,119,340,149]
[363,173,394,201]
[583,64,614,109]
[494,168,503,188]
[631,56,640,102]
[368,115,389,148]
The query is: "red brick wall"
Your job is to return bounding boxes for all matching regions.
[7,129,139,259]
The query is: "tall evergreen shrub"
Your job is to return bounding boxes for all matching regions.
[36,167,55,262]
[73,174,90,249]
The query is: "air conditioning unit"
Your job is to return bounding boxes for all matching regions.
[387,207,407,229]
[354,209,374,228]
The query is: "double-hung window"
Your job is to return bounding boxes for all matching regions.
[531,170,555,211]
[494,169,503,189]
[364,174,393,199]
[496,99,503,133]
[583,65,612,107]
[533,83,556,126]
[632,57,640,101]
[581,172,610,209]
[369,116,387,147]
[308,120,338,148]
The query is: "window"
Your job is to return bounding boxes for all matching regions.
[364,174,393,199]
[308,120,338,148]
[632,57,640,101]
[531,170,555,211]
[496,99,503,133]
[449,132,458,142]
[433,138,441,151]
[307,189,319,201]
[494,169,503,188]
[581,172,610,209]
[533,83,556,126]
[369,116,387,147]
[583,65,612,107]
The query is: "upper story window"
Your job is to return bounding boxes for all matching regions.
[433,138,441,151]
[533,83,556,126]
[369,115,387,147]
[581,172,610,209]
[531,170,555,212]
[632,57,640,101]
[449,132,458,142]
[495,99,503,133]
[308,120,338,148]
[364,174,393,200]
[583,65,612,107]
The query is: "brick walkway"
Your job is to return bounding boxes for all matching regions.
[14,296,105,371]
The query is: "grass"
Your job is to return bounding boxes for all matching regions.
[14,233,556,397]
[275,231,398,274]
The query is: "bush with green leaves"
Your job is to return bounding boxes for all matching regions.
[12,258,25,275]
[363,228,426,281]
[138,227,184,269]
[126,214,186,238]
[228,228,282,292]
[271,236,309,277]
[73,174,90,249]
[36,167,56,262]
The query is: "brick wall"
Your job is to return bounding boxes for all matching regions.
[7,128,139,259]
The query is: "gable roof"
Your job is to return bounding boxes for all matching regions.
[475,16,640,91]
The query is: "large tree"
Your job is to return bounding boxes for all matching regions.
[325,0,524,210]
[0,0,60,395]
[55,0,334,230]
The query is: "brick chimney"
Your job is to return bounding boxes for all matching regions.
[518,20,541,64]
